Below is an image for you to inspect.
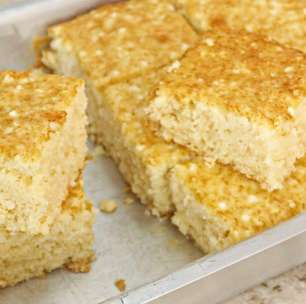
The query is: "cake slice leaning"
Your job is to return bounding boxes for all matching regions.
[0,176,95,288]
[146,30,306,191]
[0,71,87,233]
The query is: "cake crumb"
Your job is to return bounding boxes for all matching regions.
[115,279,126,292]
[99,200,117,213]
[123,196,135,205]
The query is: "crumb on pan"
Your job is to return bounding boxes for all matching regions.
[115,279,126,292]
[99,200,118,213]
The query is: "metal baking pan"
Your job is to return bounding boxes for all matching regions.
[1,1,306,303]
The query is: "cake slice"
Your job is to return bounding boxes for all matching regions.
[170,157,306,253]
[0,71,87,233]
[0,177,95,288]
[174,0,306,53]
[146,30,306,191]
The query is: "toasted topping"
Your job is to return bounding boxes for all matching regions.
[218,201,228,210]
[241,214,251,222]
[167,60,181,73]
[8,110,18,118]
[175,0,306,53]
[155,30,306,127]
[247,195,258,204]
[47,0,198,87]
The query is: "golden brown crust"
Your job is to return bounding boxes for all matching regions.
[47,0,198,87]
[174,0,306,53]
[174,154,306,245]
[156,29,306,126]
[0,71,84,160]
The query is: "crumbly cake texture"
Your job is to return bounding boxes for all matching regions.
[0,71,87,233]
[173,0,306,53]
[92,71,192,216]
[40,0,198,216]
[146,30,306,191]
[0,178,95,288]
[170,157,306,253]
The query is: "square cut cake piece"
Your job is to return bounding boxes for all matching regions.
[40,0,198,87]
[169,157,306,253]
[0,71,87,233]
[173,0,306,53]
[0,177,95,288]
[146,30,306,191]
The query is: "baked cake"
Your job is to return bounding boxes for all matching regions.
[0,71,87,233]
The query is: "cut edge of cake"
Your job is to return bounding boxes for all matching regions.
[0,177,95,288]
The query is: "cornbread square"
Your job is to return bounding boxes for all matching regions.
[41,0,198,87]
[0,71,87,233]
[0,178,95,288]
[146,30,306,191]
[170,157,306,253]
[174,0,306,53]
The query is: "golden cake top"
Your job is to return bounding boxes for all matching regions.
[47,0,198,87]
[174,155,306,245]
[174,0,306,53]
[100,67,192,164]
[0,71,84,161]
[154,30,306,127]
